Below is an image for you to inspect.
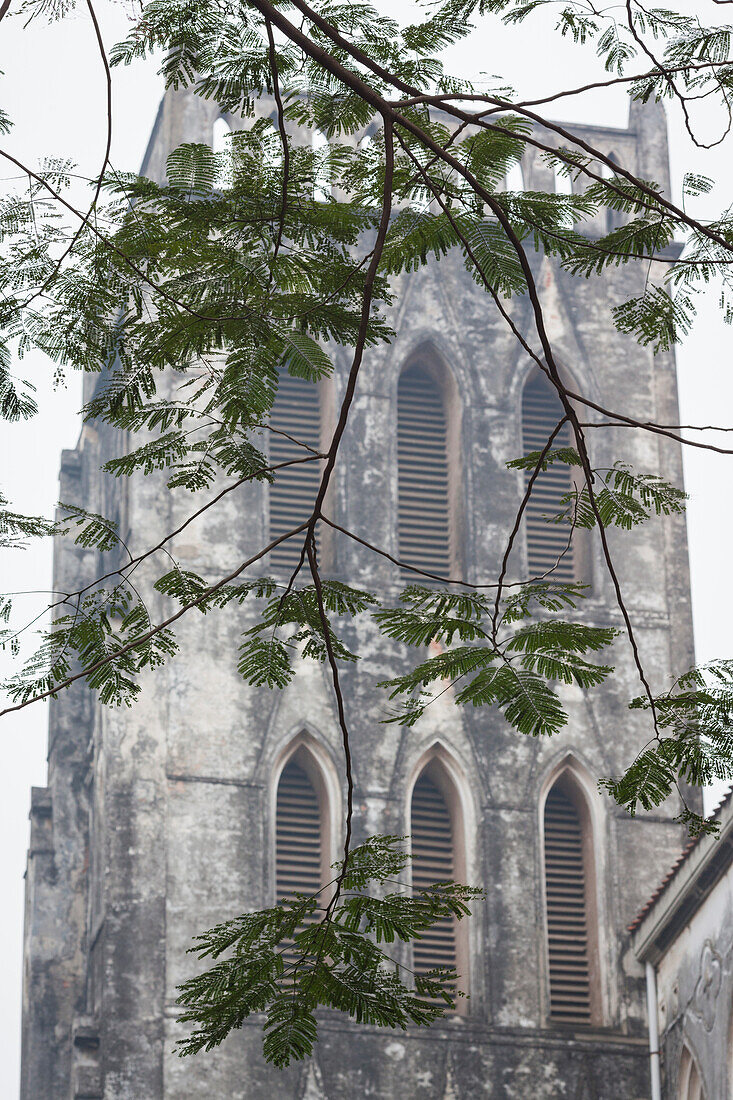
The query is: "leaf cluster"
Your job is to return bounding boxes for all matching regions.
[2,586,177,707]
[602,661,733,836]
[237,581,378,688]
[1,0,732,1071]
[376,584,617,735]
[0,491,56,551]
[175,836,481,1067]
[513,454,687,530]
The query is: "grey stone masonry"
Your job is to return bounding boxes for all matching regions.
[632,789,733,1100]
[20,89,698,1099]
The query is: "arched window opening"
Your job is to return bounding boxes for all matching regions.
[678,1045,706,1100]
[602,153,624,232]
[312,129,331,202]
[505,161,525,192]
[410,761,468,1010]
[543,776,600,1026]
[601,153,620,176]
[212,116,230,157]
[554,163,573,196]
[357,132,379,208]
[269,365,323,571]
[521,371,577,583]
[275,753,325,904]
[554,162,574,229]
[397,364,453,580]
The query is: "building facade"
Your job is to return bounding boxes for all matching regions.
[21,90,697,1099]
[632,789,733,1100]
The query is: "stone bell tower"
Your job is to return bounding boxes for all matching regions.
[20,87,695,1099]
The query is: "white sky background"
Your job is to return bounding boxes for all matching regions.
[0,0,732,1091]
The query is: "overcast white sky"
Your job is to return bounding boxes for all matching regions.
[0,0,732,1092]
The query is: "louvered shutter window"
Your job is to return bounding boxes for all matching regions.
[411,773,457,995]
[544,786,592,1025]
[276,759,323,903]
[522,373,575,582]
[398,366,451,579]
[269,368,322,571]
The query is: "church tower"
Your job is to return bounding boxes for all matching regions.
[20,88,695,1099]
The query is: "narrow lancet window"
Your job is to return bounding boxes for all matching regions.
[411,768,458,997]
[521,371,576,582]
[397,365,451,578]
[312,129,331,202]
[543,782,595,1025]
[554,165,573,196]
[603,153,624,232]
[505,161,525,192]
[269,367,322,571]
[275,757,323,902]
[212,116,230,156]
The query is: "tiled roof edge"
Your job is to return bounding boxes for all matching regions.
[628,785,733,934]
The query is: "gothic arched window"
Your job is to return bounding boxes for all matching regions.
[397,364,453,579]
[543,776,600,1026]
[312,129,331,202]
[521,371,576,583]
[505,161,525,192]
[602,152,624,233]
[212,116,230,157]
[554,163,573,196]
[678,1046,706,1100]
[410,761,468,1008]
[275,751,325,903]
[269,366,323,571]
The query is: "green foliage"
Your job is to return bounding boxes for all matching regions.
[175,836,481,1066]
[238,635,295,689]
[504,619,616,687]
[461,217,526,295]
[153,567,209,611]
[377,585,617,734]
[104,433,190,478]
[507,446,582,473]
[166,143,219,194]
[280,330,334,382]
[2,587,178,707]
[57,505,124,552]
[0,491,56,550]
[500,579,590,621]
[374,586,490,647]
[237,581,379,686]
[601,661,733,835]
[3,0,733,1068]
[613,287,695,353]
[683,173,714,198]
[539,461,687,530]
[0,349,37,422]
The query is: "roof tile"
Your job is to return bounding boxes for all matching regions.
[628,785,733,933]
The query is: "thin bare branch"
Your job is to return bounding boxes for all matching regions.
[19,0,113,311]
[0,522,309,718]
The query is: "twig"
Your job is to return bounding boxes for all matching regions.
[19,0,113,311]
[490,416,570,643]
[306,537,353,885]
[265,17,290,274]
[0,522,309,718]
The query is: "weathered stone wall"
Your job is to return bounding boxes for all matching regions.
[655,862,733,1098]
[21,90,696,1099]
[20,447,98,1100]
